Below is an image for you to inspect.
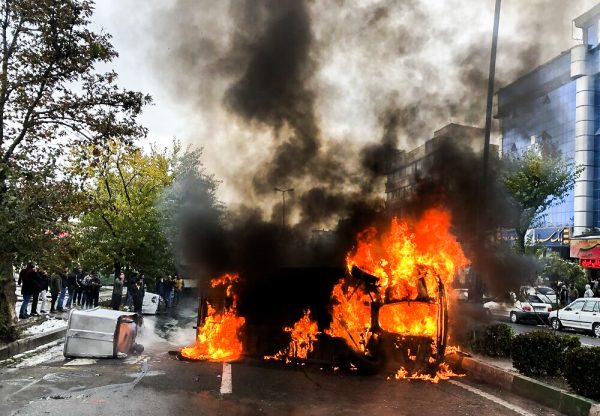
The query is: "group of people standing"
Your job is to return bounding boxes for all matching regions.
[110,272,146,313]
[156,275,184,308]
[18,263,102,319]
[557,279,600,306]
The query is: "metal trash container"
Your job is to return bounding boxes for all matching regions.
[63,308,142,358]
[142,291,160,315]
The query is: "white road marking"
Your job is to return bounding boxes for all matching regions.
[220,362,232,395]
[4,377,42,400]
[64,358,97,366]
[447,380,537,416]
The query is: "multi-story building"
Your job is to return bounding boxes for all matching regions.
[385,123,485,209]
[496,4,600,266]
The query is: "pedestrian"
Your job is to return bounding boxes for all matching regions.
[50,271,62,313]
[56,267,68,311]
[18,263,36,319]
[125,274,135,310]
[157,276,166,305]
[584,284,594,298]
[88,272,102,308]
[174,275,184,306]
[29,267,45,316]
[81,273,91,308]
[65,268,77,308]
[569,284,579,303]
[131,275,144,313]
[111,272,125,310]
[559,284,569,306]
[164,276,173,308]
[75,266,85,306]
[38,269,50,313]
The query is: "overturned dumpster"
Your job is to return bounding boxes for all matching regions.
[63,308,143,358]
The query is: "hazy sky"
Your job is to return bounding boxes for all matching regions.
[89,0,598,204]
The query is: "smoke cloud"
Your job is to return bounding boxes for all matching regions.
[146,0,593,324]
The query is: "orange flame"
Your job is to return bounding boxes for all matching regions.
[181,273,245,361]
[265,310,320,361]
[328,208,469,351]
[393,362,464,384]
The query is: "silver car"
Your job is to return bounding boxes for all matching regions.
[549,298,600,337]
[484,292,553,324]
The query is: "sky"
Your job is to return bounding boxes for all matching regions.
[89,0,598,205]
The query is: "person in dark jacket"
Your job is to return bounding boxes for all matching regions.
[164,276,174,308]
[18,263,35,319]
[87,272,102,308]
[65,269,78,308]
[50,272,62,313]
[29,268,46,316]
[130,275,144,313]
[74,266,85,306]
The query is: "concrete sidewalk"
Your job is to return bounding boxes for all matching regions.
[0,327,66,361]
[447,352,600,416]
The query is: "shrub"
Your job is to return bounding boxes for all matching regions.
[470,323,513,357]
[512,331,580,377]
[564,347,600,400]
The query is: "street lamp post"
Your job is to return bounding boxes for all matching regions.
[274,187,294,227]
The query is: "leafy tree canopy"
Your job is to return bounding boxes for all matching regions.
[502,147,581,252]
[0,0,150,341]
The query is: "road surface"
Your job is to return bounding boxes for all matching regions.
[0,299,564,416]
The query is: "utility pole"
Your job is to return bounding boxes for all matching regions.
[481,0,501,194]
[473,0,501,302]
[274,187,294,227]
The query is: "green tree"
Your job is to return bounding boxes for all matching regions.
[539,256,586,295]
[0,0,150,341]
[74,143,173,287]
[503,148,581,252]
[157,142,224,269]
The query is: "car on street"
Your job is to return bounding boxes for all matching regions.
[521,285,557,304]
[549,298,600,337]
[484,292,553,324]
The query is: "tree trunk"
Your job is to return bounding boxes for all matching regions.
[0,256,18,342]
[114,258,121,281]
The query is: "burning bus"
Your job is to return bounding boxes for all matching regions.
[179,208,468,378]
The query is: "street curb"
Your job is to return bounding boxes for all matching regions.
[0,327,66,361]
[447,353,599,416]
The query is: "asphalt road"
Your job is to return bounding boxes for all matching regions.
[0,302,564,416]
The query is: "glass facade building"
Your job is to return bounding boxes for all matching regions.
[497,5,600,248]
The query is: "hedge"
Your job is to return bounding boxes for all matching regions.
[470,323,513,357]
[564,346,600,400]
[512,331,580,377]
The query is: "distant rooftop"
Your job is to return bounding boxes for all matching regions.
[574,4,600,28]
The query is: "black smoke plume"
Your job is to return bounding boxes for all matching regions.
[150,0,583,354]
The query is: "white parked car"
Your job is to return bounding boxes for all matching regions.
[549,298,600,337]
[521,286,557,304]
[484,292,553,324]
